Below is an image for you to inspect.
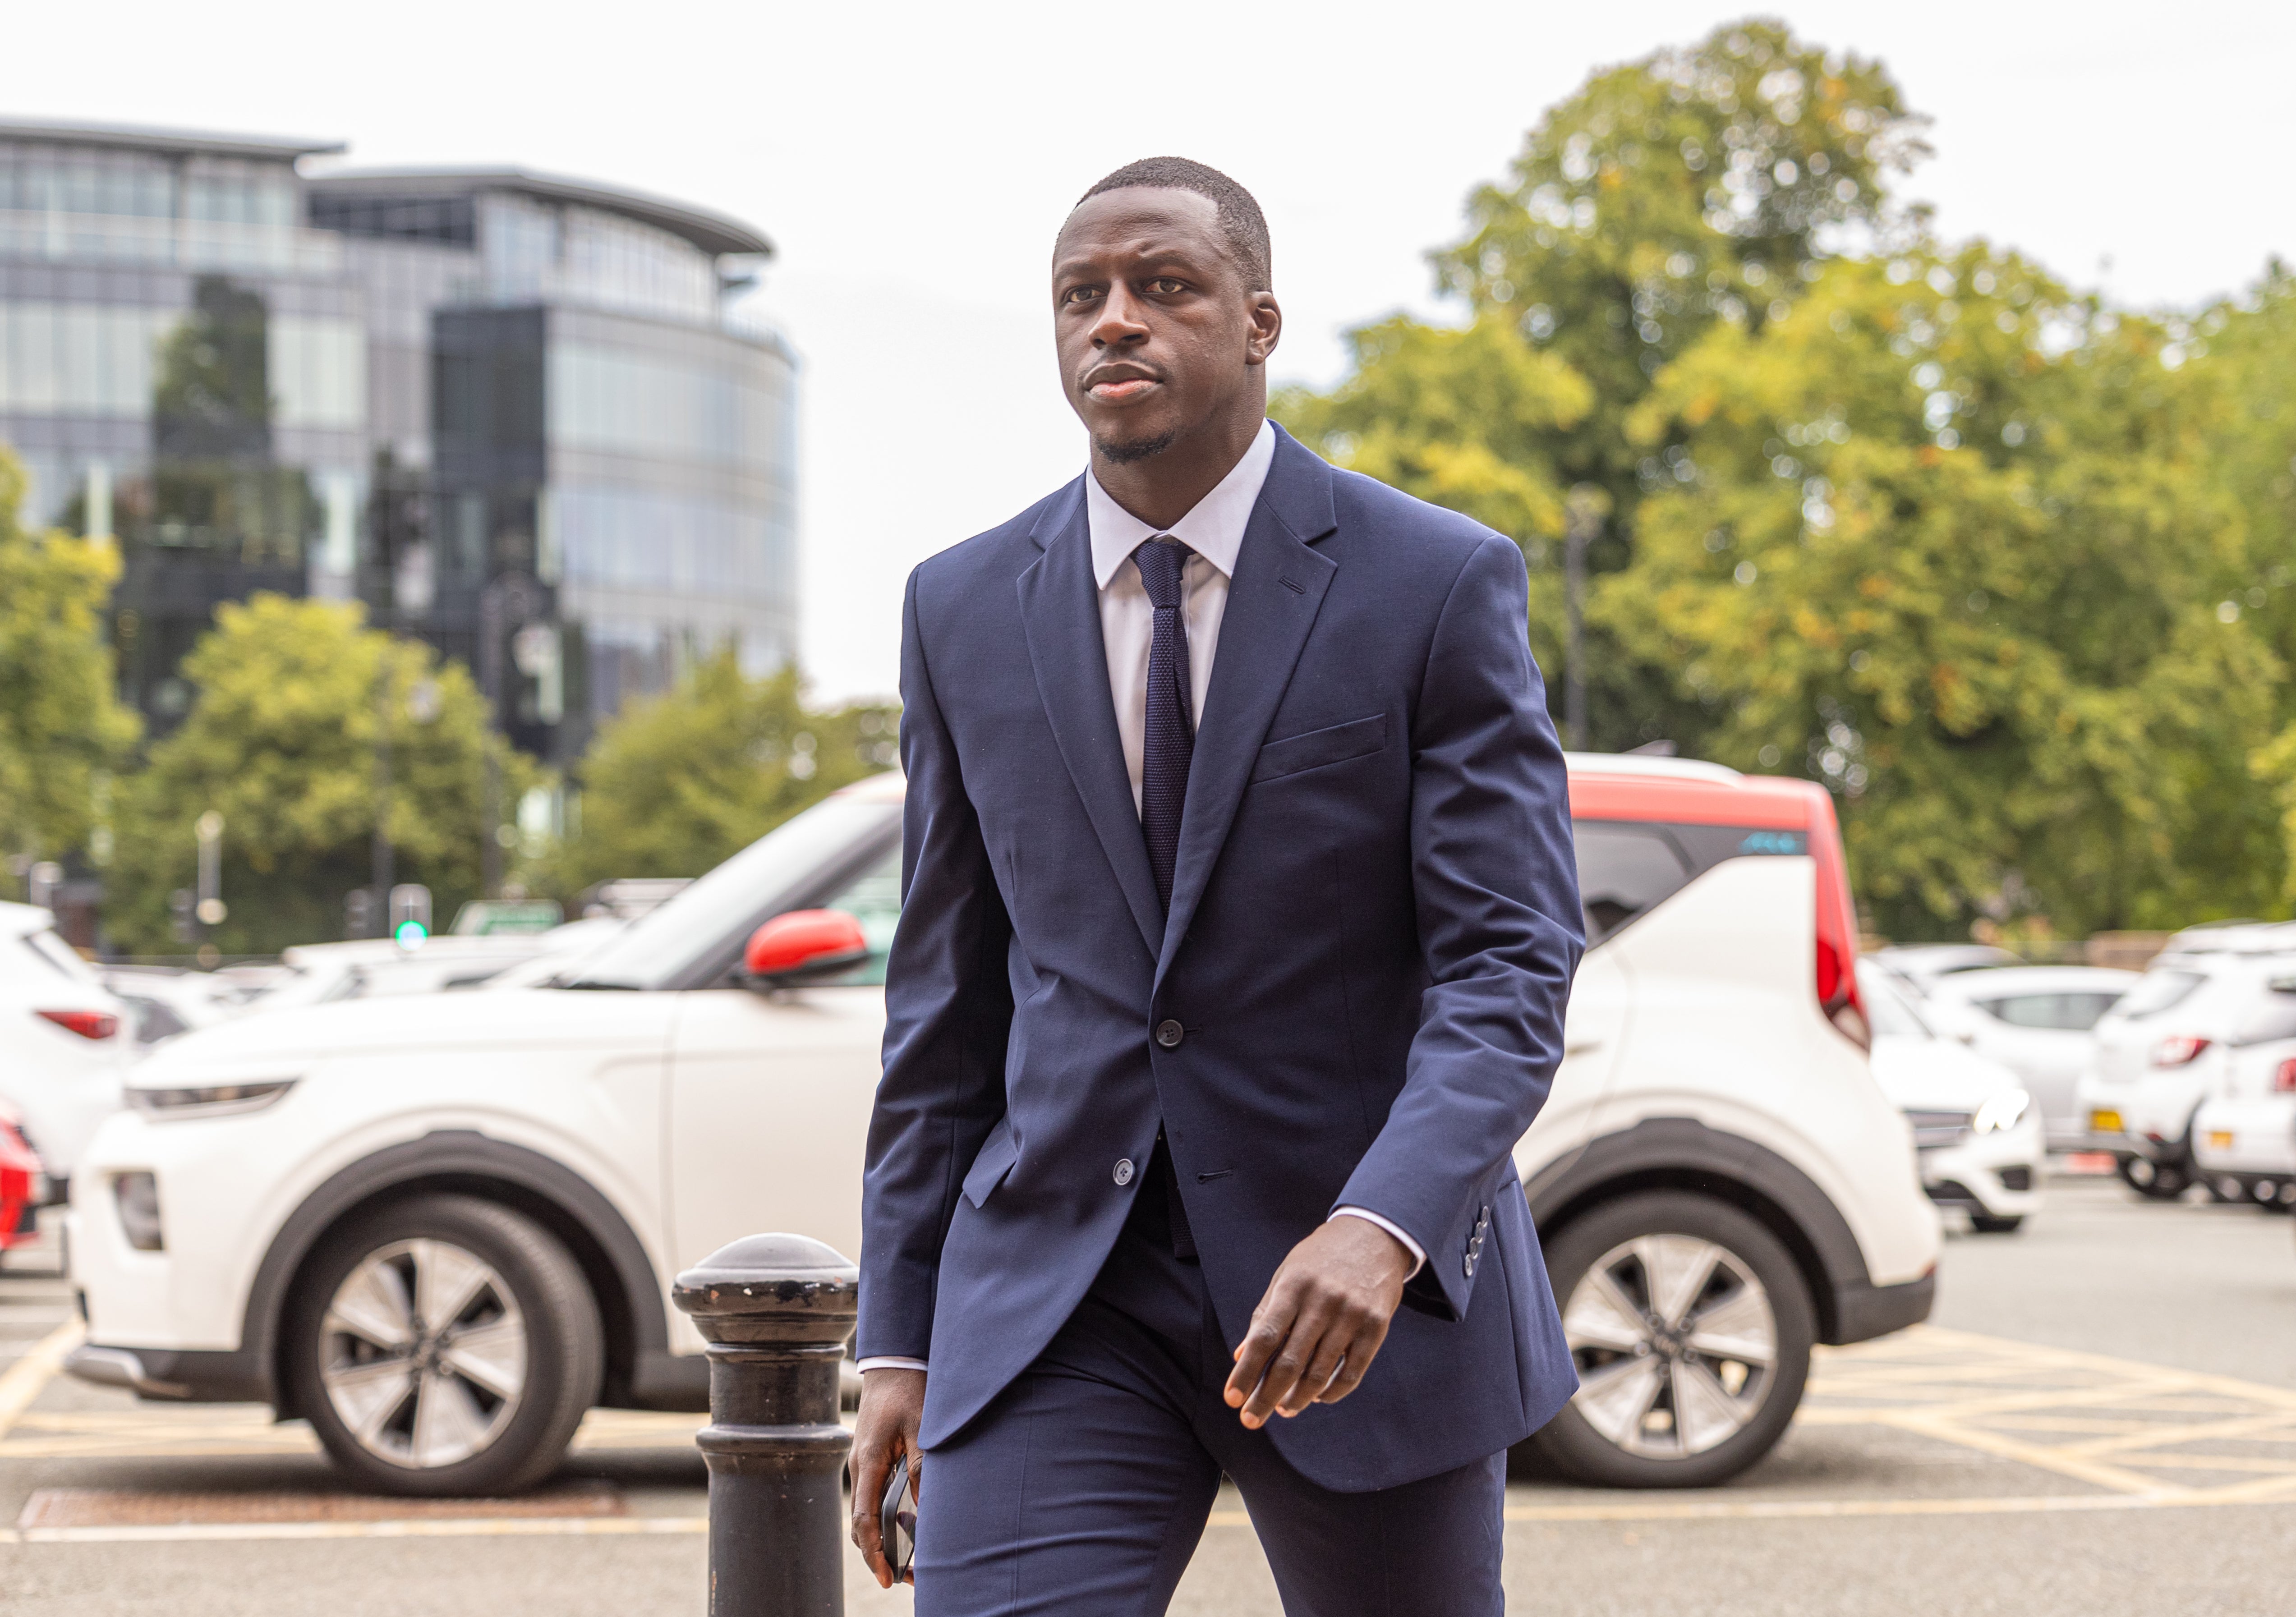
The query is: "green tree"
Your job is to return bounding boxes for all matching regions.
[1279,18,1926,747]
[1608,243,2282,935]
[541,651,897,894]
[107,594,534,953]
[1275,317,1591,676]
[0,447,141,892]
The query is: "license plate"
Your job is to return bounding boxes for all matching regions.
[2208,1131,2235,1151]
[2090,1108,2125,1133]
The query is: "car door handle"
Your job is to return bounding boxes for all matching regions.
[1564,1038,1604,1056]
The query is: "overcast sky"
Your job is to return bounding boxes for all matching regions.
[9,2,2291,701]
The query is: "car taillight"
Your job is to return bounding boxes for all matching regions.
[1804,789,1868,1050]
[2150,1035,2212,1067]
[35,1009,118,1040]
[2274,1059,2296,1094]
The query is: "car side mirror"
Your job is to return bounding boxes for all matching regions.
[743,909,869,990]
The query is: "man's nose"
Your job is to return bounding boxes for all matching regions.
[1091,285,1150,348]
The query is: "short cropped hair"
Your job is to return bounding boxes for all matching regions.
[1076,157,1272,293]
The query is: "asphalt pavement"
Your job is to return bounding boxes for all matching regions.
[3,1173,2292,1616]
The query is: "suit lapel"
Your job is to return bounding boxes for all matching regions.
[1016,482,1166,959]
[1157,428,1340,986]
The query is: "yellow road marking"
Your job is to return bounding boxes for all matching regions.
[0,1319,83,1442]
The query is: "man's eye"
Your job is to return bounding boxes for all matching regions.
[1064,286,1102,305]
[1150,278,1186,294]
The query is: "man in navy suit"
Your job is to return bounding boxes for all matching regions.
[851,156,1583,1615]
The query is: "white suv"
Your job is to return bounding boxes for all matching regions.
[2,901,136,1192]
[2078,924,2296,1199]
[68,760,1937,1495]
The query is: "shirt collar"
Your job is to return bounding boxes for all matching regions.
[1086,418,1276,590]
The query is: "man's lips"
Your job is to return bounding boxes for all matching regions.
[1085,373,1161,402]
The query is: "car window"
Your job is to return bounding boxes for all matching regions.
[806,847,904,988]
[21,928,101,986]
[2230,992,2296,1047]
[1974,991,2123,1032]
[2114,970,2206,1020]
[569,790,902,991]
[1572,823,1692,946]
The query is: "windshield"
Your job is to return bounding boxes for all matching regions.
[1857,965,1933,1039]
[567,790,902,991]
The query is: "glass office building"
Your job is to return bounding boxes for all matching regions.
[0,118,794,765]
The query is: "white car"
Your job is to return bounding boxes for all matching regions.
[1914,966,2138,1149]
[2076,924,2296,1199]
[1,901,137,1191]
[67,761,1938,1496]
[100,965,241,1045]
[1859,965,2043,1232]
[232,936,557,1015]
[2188,971,2296,1210]
[1870,944,2025,993]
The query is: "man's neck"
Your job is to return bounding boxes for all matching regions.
[1091,406,1266,532]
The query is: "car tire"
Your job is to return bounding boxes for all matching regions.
[1525,1191,1815,1489]
[2205,1175,2245,1205]
[2118,1153,2190,1200]
[285,1193,603,1497]
[1968,1214,2025,1235]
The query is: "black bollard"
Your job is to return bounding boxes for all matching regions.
[672,1233,859,1617]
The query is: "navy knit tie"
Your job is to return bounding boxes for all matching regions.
[1133,537,1195,912]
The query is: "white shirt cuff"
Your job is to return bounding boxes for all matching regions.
[1330,1207,1426,1277]
[855,1356,929,1374]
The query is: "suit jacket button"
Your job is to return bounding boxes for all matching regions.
[1155,1020,1184,1048]
[1113,1158,1135,1186]
[1463,1252,1477,1277]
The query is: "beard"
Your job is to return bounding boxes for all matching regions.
[1094,427,1177,465]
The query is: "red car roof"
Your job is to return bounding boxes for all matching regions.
[1567,770,1825,831]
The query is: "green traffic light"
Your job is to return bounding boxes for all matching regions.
[393,919,429,949]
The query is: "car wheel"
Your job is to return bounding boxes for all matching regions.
[1968,1214,2025,1234]
[286,1194,602,1496]
[2118,1153,2190,1200]
[1525,1191,1814,1489]
[2205,1176,2245,1205]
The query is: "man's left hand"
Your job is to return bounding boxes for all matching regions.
[1224,1217,1415,1429]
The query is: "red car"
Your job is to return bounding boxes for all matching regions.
[0,1102,42,1250]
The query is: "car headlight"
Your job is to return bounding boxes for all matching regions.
[114,1171,163,1251]
[1973,1088,2033,1135]
[124,1079,297,1119]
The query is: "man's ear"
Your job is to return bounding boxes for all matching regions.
[1246,292,1282,367]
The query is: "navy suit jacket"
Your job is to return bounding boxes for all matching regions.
[859,424,1584,1492]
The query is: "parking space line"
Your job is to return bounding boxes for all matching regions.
[0,1320,82,1442]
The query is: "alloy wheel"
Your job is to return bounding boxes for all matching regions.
[317,1237,529,1470]
[1561,1233,1779,1459]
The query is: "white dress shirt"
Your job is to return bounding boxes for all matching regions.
[857,423,1420,1375]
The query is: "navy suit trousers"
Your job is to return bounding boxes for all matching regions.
[913,1208,1507,1617]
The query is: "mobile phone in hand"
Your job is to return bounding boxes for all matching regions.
[881,1461,916,1583]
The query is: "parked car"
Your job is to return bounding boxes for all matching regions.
[2075,923,2296,1199]
[100,965,241,1045]
[1870,944,2025,994]
[0,1101,44,1251]
[1858,964,2043,1232]
[0,901,136,1193]
[2188,970,2296,1211]
[67,760,1937,1496]
[1914,966,2138,1149]
[230,936,556,1015]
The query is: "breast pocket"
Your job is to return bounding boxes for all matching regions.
[1250,713,1389,786]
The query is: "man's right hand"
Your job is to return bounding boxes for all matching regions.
[849,1367,926,1588]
